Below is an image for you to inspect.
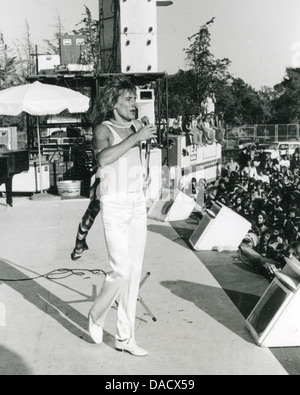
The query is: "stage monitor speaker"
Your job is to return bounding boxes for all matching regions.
[189,202,251,251]
[148,188,195,222]
[120,0,158,73]
[246,267,300,347]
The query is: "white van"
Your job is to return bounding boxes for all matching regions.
[264,141,300,157]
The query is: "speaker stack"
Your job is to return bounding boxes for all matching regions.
[120,0,158,73]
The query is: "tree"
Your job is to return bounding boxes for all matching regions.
[271,68,300,123]
[257,86,277,124]
[13,20,35,80]
[166,18,267,126]
[184,18,231,107]
[223,78,265,125]
[167,70,198,117]
[0,33,26,128]
[0,35,20,89]
[73,6,101,74]
[44,10,64,54]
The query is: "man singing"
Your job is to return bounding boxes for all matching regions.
[88,76,157,357]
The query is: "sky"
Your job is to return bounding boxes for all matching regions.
[0,0,300,90]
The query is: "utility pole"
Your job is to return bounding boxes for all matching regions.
[29,45,40,75]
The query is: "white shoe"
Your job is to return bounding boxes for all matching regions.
[115,339,148,357]
[89,314,103,344]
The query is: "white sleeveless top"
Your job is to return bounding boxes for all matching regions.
[97,121,144,196]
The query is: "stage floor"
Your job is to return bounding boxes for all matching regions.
[0,197,297,375]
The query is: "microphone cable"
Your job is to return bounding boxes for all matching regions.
[0,268,107,283]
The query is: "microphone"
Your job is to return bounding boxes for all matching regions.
[141,116,151,154]
[141,116,149,126]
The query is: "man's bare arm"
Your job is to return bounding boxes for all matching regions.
[93,123,156,168]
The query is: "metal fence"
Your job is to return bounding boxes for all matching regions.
[225,124,300,149]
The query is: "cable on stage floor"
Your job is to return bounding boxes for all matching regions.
[0,268,107,282]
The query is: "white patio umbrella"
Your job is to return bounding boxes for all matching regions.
[0,81,90,197]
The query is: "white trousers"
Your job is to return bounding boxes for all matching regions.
[90,191,147,341]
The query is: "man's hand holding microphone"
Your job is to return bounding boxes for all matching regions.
[140,116,156,193]
[140,116,157,154]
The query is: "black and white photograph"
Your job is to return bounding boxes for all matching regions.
[0,0,300,377]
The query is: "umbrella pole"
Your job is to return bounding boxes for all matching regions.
[36,116,44,193]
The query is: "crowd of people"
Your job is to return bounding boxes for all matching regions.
[169,112,225,146]
[203,144,300,278]
[169,92,225,146]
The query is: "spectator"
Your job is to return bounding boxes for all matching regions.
[288,241,300,260]
[202,91,216,115]
[172,115,183,135]
[215,112,226,143]
[256,168,270,184]
[271,145,281,160]
[249,161,258,179]
[257,229,272,257]
[264,153,274,172]
[290,152,300,171]
[225,157,240,176]
[200,114,217,143]
[189,115,205,146]
[252,211,269,239]
[241,160,252,179]
[186,115,197,134]
[257,147,267,169]
[266,228,288,265]
[291,221,300,243]
[280,154,291,169]
[283,208,299,243]
[272,158,281,173]
[239,148,251,172]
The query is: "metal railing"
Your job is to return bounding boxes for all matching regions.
[225,124,300,149]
